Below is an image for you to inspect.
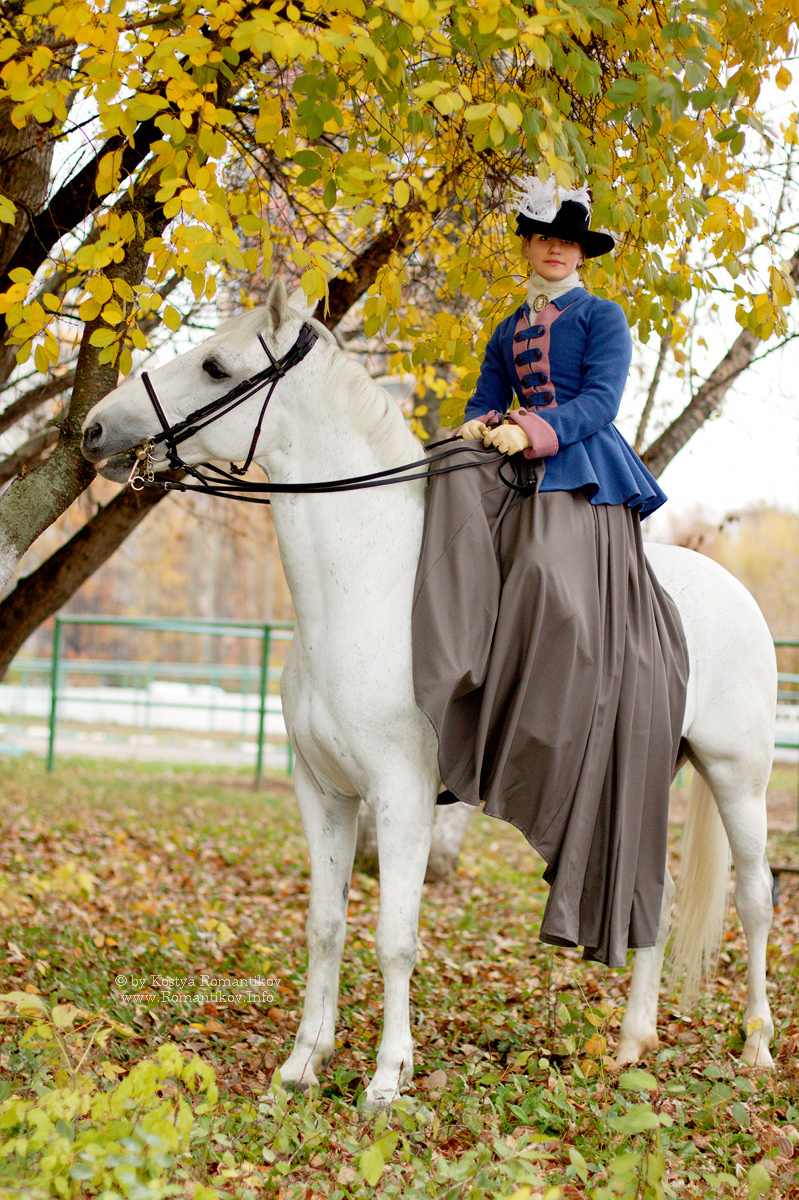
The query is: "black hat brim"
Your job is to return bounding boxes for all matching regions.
[516,213,616,258]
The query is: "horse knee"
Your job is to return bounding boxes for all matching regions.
[376,931,417,978]
[306,909,347,957]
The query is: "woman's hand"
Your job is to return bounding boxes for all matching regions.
[458,418,488,440]
[483,424,531,455]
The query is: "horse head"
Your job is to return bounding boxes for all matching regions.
[81,278,315,482]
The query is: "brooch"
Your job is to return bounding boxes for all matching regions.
[531,294,549,312]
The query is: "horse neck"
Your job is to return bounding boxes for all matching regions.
[256,352,427,632]
[259,342,422,481]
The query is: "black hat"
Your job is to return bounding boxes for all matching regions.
[513,177,616,259]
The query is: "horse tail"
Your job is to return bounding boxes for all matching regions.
[669,769,731,1002]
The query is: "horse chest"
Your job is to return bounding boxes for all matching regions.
[281,653,373,787]
[285,697,372,796]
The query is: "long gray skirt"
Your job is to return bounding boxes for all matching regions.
[411,445,689,967]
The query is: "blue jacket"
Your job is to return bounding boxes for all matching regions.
[463,289,667,517]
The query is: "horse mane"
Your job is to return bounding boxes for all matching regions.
[217,305,422,469]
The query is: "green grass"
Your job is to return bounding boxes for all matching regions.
[0,756,797,1198]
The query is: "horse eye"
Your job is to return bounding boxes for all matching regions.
[203,359,228,381]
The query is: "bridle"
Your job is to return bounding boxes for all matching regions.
[133,321,320,487]
[128,320,537,501]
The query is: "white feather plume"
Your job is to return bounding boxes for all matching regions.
[513,176,592,222]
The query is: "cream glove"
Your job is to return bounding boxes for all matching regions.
[458,418,488,440]
[483,423,531,455]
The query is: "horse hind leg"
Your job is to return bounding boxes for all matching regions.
[616,763,739,1066]
[690,754,774,1067]
[278,761,360,1091]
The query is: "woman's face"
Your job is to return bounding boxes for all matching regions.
[523,234,583,281]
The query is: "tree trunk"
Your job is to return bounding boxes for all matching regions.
[0,482,169,676]
[0,20,70,278]
[642,326,760,478]
[0,175,167,591]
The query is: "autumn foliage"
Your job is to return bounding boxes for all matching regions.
[1,0,797,392]
[1,759,798,1196]
[0,0,797,656]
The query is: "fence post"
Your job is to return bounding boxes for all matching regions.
[255,624,272,786]
[46,617,63,772]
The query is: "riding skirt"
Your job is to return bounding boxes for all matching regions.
[411,444,689,968]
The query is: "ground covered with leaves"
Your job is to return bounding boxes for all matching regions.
[0,756,798,1199]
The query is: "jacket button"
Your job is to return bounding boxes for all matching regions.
[514,354,522,364]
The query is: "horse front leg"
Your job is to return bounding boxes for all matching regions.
[279,760,359,1090]
[615,870,675,1065]
[364,775,436,1109]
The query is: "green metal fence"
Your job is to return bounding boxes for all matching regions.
[40,614,294,783]
[5,621,798,789]
[775,638,799,757]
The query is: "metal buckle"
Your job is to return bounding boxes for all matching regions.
[128,440,155,490]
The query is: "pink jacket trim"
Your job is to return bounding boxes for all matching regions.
[507,409,560,459]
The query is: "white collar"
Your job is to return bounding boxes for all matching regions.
[526,270,583,313]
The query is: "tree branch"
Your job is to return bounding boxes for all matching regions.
[0,481,170,678]
[313,199,437,329]
[642,242,799,478]
[641,326,760,477]
[0,425,59,485]
[0,116,161,313]
[0,369,75,437]
[634,328,672,453]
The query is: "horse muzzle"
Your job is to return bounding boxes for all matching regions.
[80,414,145,482]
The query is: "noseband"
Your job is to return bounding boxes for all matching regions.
[133,321,319,485]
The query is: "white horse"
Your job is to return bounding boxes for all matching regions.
[81,280,776,1108]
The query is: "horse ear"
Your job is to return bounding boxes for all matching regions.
[287,287,316,319]
[265,277,288,335]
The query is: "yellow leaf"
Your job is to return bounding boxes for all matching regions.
[76,869,94,894]
[51,1003,86,1029]
[101,302,125,325]
[0,193,17,224]
[88,328,117,348]
[79,298,102,322]
[393,179,410,207]
[585,1032,607,1056]
[95,149,123,197]
[775,65,792,91]
[34,343,49,374]
[162,305,182,332]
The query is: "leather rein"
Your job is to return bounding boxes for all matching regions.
[128,320,536,502]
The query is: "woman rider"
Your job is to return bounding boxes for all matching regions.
[412,177,689,968]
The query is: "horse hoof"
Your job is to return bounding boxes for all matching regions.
[284,1078,312,1093]
[362,1076,407,1110]
[742,1040,774,1069]
[613,1034,659,1066]
[362,1090,398,1112]
[275,1063,320,1092]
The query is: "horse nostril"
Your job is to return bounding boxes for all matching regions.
[83,421,103,448]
